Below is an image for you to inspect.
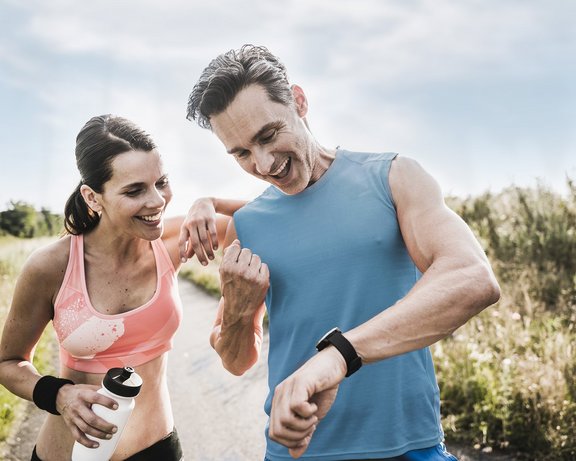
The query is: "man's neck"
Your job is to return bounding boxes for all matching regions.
[308,146,337,186]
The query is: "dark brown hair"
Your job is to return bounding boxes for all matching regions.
[187,44,293,129]
[64,115,156,234]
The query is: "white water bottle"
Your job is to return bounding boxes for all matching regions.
[71,366,143,461]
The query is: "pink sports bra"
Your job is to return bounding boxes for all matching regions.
[53,235,183,373]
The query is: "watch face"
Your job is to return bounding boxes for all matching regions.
[318,327,340,344]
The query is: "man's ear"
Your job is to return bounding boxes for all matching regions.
[291,85,308,118]
[80,184,102,213]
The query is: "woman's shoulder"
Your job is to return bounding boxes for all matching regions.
[22,235,72,285]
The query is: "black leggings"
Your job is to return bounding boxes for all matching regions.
[31,428,183,460]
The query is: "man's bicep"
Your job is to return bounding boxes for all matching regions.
[390,157,479,272]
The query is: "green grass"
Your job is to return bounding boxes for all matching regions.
[179,250,222,298]
[441,182,576,460]
[0,236,58,442]
[435,306,576,458]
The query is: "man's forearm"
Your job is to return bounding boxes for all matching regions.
[210,298,265,376]
[345,258,500,364]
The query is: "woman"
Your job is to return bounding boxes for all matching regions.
[0,115,244,460]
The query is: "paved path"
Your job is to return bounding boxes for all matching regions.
[167,280,269,460]
[0,280,269,461]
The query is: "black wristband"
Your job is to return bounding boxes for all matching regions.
[316,328,362,377]
[32,376,74,415]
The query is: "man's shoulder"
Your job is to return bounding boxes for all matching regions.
[234,186,278,217]
[338,149,398,166]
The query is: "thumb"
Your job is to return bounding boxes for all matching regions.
[289,433,313,459]
[178,228,191,262]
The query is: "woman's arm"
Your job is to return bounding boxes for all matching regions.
[0,247,55,401]
[0,242,118,448]
[211,197,249,217]
[177,197,248,266]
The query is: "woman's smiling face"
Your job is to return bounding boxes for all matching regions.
[97,148,173,240]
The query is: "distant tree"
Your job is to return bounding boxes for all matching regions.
[0,201,38,237]
[0,201,63,238]
[39,207,64,236]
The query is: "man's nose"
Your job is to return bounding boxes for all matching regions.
[253,148,275,176]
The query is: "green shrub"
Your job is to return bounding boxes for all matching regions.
[441,180,576,459]
[0,237,58,442]
[179,252,222,298]
[449,181,576,314]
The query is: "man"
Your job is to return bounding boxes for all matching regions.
[186,45,500,461]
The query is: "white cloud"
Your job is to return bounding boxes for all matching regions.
[0,0,574,212]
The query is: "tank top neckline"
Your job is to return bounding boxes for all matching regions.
[77,234,163,319]
[270,148,343,199]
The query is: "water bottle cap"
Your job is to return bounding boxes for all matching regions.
[103,366,143,397]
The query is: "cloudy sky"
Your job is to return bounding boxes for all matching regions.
[1,0,574,215]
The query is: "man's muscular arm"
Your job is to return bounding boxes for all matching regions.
[268,156,501,458]
[345,156,501,361]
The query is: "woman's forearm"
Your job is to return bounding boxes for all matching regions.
[0,358,41,402]
[212,198,248,217]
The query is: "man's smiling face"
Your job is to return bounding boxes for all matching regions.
[210,84,322,195]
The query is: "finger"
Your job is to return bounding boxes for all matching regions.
[207,220,218,251]
[269,401,316,445]
[75,413,117,440]
[223,240,241,261]
[76,403,117,434]
[197,224,215,261]
[237,248,253,265]
[70,426,101,449]
[90,393,118,411]
[292,400,318,420]
[249,254,261,267]
[284,412,318,432]
[178,227,190,262]
[289,433,314,459]
[270,423,316,446]
[190,228,210,266]
[260,262,270,277]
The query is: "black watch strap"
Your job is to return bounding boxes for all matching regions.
[316,327,362,377]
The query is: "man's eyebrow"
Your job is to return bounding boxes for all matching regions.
[251,121,285,144]
[227,121,285,154]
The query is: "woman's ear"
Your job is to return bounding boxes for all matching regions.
[291,85,308,118]
[80,184,102,213]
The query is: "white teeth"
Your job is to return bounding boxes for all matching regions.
[139,212,162,222]
[271,158,289,176]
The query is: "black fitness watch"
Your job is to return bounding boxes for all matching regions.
[316,327,362,377]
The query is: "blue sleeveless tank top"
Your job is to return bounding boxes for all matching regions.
[234,150,443,460]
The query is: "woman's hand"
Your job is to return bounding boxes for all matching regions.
[179,198,219,266]
[56,383,118,448]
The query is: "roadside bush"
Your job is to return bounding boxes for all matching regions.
[441,180,576,459]
[0,237,58,442]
